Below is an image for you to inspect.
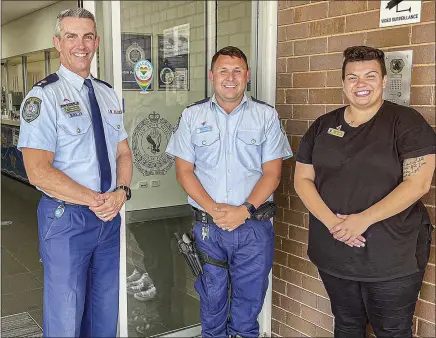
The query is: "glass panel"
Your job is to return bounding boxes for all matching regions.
[7,56,24,119]
[26,51,45,88]
[50,49,60,74]
[217,0,255,96]
[119,1,205,336]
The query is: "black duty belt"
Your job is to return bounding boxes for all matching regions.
[193,207,214,224]
[42,193,82,206]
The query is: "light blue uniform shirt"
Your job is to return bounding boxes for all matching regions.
[17,65,128,193]
[166,94,293,210]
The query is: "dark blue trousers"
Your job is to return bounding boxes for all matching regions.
[37,196,120,337]
[193,219,274,337]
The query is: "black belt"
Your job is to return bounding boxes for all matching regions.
[193,201,277,224]
[193,207,214,224]
[42,193,82,206]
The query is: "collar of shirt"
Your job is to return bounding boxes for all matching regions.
[210,93,248,116]
[58,64,92,92]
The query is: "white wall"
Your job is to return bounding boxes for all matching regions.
[1,1,76,59]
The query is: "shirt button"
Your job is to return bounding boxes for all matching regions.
[227,151,231,154]
[202,140,206,145]
[251,139,256,144]
[117,124,120,129]
[77,128,81,133]
[228,169,231,173]
[228,189,232,192]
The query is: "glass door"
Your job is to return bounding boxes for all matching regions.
[92,0,276,336]
[117,1,207,336]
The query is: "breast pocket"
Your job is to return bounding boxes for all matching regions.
[58,116,93,160]
[236,130,266,169]
[192,131,220,169]
[102,113,123,154]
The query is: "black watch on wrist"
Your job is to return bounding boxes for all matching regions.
[242,202,256,217]
[114,185,131,200]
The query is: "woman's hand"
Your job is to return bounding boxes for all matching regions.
[330,213,370,247]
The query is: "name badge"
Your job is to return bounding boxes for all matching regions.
[196,125,212,134]
[109,109,123,114]
[327,128,345,138]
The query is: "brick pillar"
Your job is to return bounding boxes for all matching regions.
[273,1,435,337]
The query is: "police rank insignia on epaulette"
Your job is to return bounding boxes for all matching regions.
[22,97,42,123]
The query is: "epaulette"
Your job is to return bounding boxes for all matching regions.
[251,96,274,108]
[187,97,210,108]
[93,78,113,88]
[33,73,59,88]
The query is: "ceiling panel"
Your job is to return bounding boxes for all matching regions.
[1,1,60,25]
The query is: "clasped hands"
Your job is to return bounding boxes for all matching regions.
[209,203,250,232]
[329,213,372,248]
[89,190,127,222]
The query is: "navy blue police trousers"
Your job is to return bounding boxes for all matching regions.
[37,195,120,337]
[193,219,274,337]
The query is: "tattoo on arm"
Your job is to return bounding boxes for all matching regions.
[403,156,426,178]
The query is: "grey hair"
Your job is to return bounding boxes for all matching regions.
[54,8,97,38]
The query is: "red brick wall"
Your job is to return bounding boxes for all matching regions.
[273,1,435,337]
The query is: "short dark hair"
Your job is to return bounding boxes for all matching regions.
[211,46,248,70]
[342,46,387,80]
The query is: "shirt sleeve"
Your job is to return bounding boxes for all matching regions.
[17,87,58,153]
[396,108,436,161]
[295,118,320,164]
[261,109,293,163]
[165,109,195,164]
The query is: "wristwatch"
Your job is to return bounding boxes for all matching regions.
[242,202,256,217]
[114,185,132,200]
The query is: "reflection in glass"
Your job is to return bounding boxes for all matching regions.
[217,1,254,94]
[6,56,24,119]
[50,49,61,74]
[26,51,46,89]
[126,215,199,336]
[120,1,206,336]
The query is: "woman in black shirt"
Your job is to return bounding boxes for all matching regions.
[294,46,435,338]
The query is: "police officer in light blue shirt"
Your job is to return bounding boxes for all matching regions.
[166,46,292,337]
[17,8,132,337]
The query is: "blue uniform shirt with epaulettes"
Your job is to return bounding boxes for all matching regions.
[166,94,293,210]
[17,65,128,193]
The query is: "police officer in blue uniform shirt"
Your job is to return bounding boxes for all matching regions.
[17,8,133,337]
[166,46,292,337]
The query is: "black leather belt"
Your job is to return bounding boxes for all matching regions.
[42,193,82,206]
[193,207,214,224]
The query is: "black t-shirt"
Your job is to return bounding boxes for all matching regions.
[296,101,436,281]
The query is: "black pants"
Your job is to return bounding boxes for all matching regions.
[319,270,425,338]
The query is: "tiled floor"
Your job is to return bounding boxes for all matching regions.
[1,175,43,326]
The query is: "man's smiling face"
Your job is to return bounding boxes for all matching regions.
[53,17,100,78]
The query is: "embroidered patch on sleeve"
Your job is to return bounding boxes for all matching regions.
[22,97,42,123]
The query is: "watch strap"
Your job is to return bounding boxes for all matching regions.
[114,185,131,200]
[242,202,256,216]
